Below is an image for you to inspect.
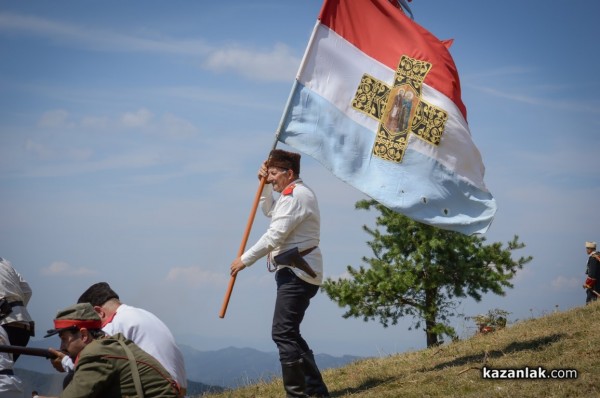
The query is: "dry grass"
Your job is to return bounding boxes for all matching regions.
[199,302,600,397]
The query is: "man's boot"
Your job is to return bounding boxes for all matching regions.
[281,359,307,397]
[301,350,330,398]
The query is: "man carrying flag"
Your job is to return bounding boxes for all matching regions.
[224,0,496,394]
[230,150,330,398]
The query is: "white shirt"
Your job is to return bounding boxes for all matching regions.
[0,257,33,326]
[103,304,187,388]
[0,327,24,398]
[62,304,187,388]
[241,179,323,285]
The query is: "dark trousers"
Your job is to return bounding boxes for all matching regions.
[586,289,597,304]
[272,267,319,363]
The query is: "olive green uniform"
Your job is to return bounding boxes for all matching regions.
[60,333,178,398]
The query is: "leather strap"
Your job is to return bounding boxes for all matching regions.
[112,340,181,397]
[116,339,145,398]
[299,246,317,257]
[268,247,317,273]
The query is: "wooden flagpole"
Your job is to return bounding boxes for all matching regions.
[218,19,321,319]
[218,175,268,318]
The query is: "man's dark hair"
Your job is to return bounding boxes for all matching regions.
[87,329,106,339]
[77,282,119,307]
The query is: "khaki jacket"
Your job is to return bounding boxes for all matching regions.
[61,333,178,398]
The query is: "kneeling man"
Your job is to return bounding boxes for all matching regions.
[43,303,179,398]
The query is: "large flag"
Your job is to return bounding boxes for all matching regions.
[278,0,497,235]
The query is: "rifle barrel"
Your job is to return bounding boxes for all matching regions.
[0,344,57,359]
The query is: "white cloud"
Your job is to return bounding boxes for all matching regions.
[156,86,282,111]
[24,138,92,163]
[508,146,599,180]
[0,12,211,56]
[80,116,109,129]
[25,138,54,159]
[551,275,580,291]
[35,107,197,139]
[120,108,154,128]
[116,108,200,138]
[166,267,228,287]
[17,149,164,178]
[468,84,600,115]
[9,105,208,179]
[203,43,299,82]
[164,266,274,290]
[65,147,93,161]
[511,264,535,283]
[41,261,97,276]
[160,113,199,138]
[326,270,353,281]
[38,109,70,127]
[0,12,297,83]
[465,66,536,79]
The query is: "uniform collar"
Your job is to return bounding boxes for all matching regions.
[282,179,302,196]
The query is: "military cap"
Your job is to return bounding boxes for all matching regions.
[267,149,301,175]
[44,303,102,338]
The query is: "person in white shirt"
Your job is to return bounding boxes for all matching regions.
[49,282,187,396]
[230,149,330,398]
[0,257,35,363]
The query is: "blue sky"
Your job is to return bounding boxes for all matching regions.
[1,0,599,363]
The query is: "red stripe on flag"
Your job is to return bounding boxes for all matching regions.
[318,0,466,119]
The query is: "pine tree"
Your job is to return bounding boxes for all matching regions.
[322,199,532,347]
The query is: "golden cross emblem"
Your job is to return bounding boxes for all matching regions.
[351,55,448,163]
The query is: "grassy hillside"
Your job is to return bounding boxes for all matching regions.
[200,301,600,397]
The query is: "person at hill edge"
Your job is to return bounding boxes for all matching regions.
[230,149,330,398]
[584,241,600,304]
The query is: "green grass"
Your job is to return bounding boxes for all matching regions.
[199,302,600,397]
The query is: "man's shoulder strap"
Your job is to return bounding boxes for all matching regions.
[116,338,145,398]
[282,183,296,196]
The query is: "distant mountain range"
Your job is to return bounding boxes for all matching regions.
[180,345,361,388]
[12,339,361,392]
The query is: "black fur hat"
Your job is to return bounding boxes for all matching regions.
[267,149,301,175]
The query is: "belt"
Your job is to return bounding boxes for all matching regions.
[4,322,31,331]
[9,301,24,308]
[0,369,14,375]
